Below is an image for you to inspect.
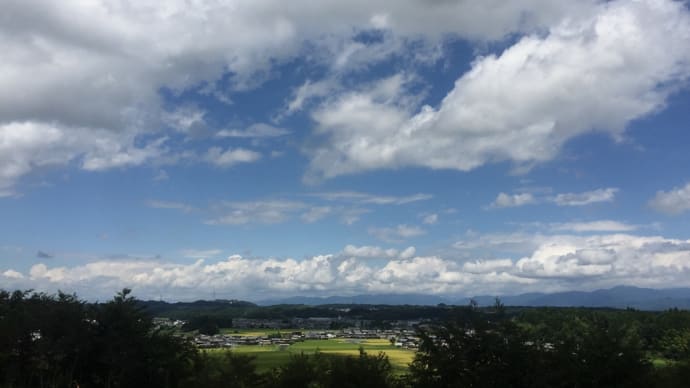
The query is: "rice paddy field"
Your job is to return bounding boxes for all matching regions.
[203,338,415,373]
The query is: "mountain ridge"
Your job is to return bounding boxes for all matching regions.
[257,285,690,310]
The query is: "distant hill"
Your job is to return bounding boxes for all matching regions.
[138,298,258,318]
[259,286,690,310]
[258,293,453,306]
[465,286,690,310]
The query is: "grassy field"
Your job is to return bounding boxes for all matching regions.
[204,338,415,373]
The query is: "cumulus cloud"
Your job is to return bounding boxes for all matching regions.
[0,122,166,195]
[306,0,690,179]
[649,182,690,215]
[552,188,618,206]
[490,192,536,208]
[341,244,415,259]
[514,234,690,284]
[4,234,690,300]
[1,0,590,194]
[463,259,514,274]
[0,252,528,300]
[2,269,24,279]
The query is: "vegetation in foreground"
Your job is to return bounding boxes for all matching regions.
[2,289,690,387]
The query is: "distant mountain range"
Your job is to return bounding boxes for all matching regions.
[258,294,450,306]
[258,286,690,310]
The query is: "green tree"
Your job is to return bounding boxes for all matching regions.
[409,302,539,388]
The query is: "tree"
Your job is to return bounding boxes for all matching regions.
[0,289,198,388]
[409,302,539,388]
[544,313,654,388]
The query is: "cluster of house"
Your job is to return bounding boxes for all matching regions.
[193,332,304,349]
[152,316,425,350]
[153,317,186,328]
[231,317,360,329]
[230,317,423,330]
[191,328,421,350]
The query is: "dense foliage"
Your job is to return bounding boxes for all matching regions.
[3,290,690,387]
[0,289,197,387]
[409,301,661,388]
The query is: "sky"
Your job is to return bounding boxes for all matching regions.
[2,0,690,301]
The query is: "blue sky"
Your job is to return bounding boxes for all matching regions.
[2,0,690,301]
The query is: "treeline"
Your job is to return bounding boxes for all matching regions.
[3,290,690,387]
[139,300,459,322]
[410,301,690,387]
[0,289,198,387]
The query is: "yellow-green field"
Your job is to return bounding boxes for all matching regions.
[204,338,415,373]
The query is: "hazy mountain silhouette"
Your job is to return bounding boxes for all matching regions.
[259,286,690,310]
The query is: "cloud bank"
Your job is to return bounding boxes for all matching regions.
[4,233,690,301]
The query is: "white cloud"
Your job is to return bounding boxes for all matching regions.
[216,123,289,138]
[5,234,690,300]
[553,188,618,206]
[81,137,169,172]
[163,106,206,134]
[369,224,426,243]
[490,192,536,208]
[205,200,306,225]
[310,191,432,205]
[146,200,195,213]
[486,187,619,209]
[2,269,24,279]
[301,206,333,223]
[146,200,195,214]
[463,259,514,274]
[283,79,339,115]
[307,0,690,179]
[204,147,261,168]
[399,246,417,259]
[649,182,690,215]
[514,234,690,284]
[0,122,166,195]
[341,244,415,259]
[422,213,438,225]
[340,208,370,225]
[1,0,590,194]
[153,169,169,181]
[149,197,367,226]
[454,231,545,257]
[552,220,637,233]
[181,249,223,259]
